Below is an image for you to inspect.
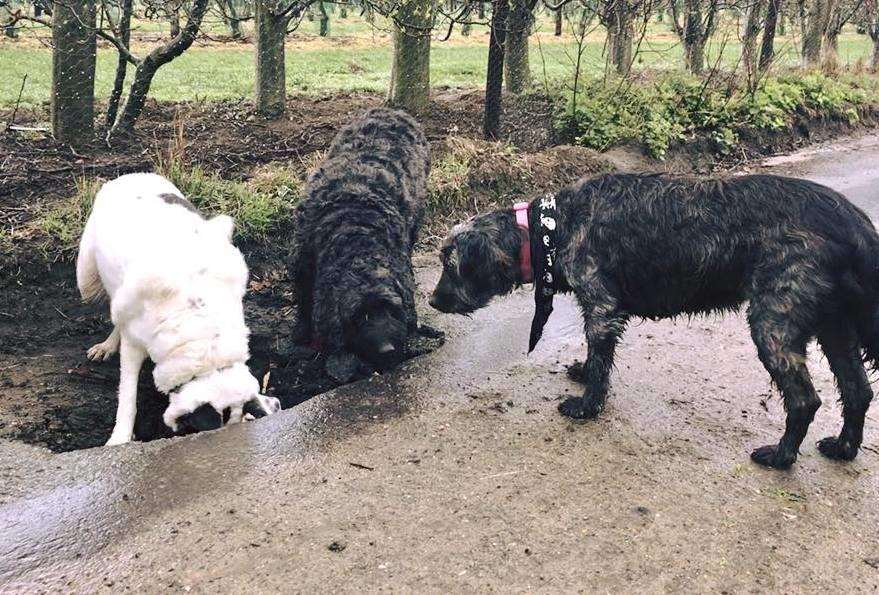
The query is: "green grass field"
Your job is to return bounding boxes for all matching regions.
[1,14,876,107]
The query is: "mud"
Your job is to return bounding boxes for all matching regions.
[0,135,878,592]
[0,262,443,453]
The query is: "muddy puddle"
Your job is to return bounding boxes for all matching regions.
[0,264,444,453]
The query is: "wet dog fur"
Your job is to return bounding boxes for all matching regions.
[290,107,429,372]
[430,172,879,469]
[76,173,280,445]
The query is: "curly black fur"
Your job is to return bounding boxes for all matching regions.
[290,107,430,370]
[431,172,879,469]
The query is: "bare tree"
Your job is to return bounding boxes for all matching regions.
[742,0,766,76]
[255,0,289,118]
[105,0,133,128]
[669,0,719,74]
[821,0,863,69]
[799,0,839,67]
[607,0,636,73]
[108,0,211,139]
[52,0,97,145]
[389,0,434,112]
[859,0,879,69]
[484,0,509,138]
[759,0,781,70]
[505,0,536,93]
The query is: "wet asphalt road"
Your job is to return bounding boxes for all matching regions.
[2,135,879,593]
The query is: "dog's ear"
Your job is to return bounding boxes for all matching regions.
[243,395,281,419]
[176,404,223,434]
[206,214,235,241]
[457,232,489,278]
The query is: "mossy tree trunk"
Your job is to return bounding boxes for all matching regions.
[801,0,838,67]
[255,0,288,119]
[318,1,330,36]
[483,0,509,138]
[759,0,781,71]
[108,0,209,139]
[105,0,133,128]
[389,0,433,113]
[504,0,534,93]
[51,0,97,146]
[607,0,634,75]
[741,0,764,77]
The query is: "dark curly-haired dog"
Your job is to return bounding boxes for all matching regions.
[430,172,879,469]
[290,107,429,374]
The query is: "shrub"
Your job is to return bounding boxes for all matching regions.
[558,72,878,159]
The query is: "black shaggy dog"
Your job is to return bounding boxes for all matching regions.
[430,172,879,469]
[290,107,429,374]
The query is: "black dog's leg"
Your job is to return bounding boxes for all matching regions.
[566,360,587,383]
[559,274,628,419]
[816,324,873,461]
[747,306,820,469]
[290,246,315,344]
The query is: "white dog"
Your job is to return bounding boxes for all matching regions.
[76,173,280,446]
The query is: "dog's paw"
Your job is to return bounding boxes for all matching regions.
[817,436,858,461]
[566,361,587,384]
[750,444,795,469]
[87,341,118,361]
[558,396,604,420]
[105,432,133,446]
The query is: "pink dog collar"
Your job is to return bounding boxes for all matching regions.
[513,201,533,284]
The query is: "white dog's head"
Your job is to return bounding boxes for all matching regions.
[162,362,281,434]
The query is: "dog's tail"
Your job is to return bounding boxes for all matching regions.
[75,213,106,303]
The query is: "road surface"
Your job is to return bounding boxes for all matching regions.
[2,134,879,593]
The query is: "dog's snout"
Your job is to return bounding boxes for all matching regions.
[429,291,456,313]
[377,341,396,355]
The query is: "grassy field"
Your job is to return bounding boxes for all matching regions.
[1,12,877,108]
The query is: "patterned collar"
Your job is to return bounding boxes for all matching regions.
[529,193,559,352]
[514,194,558,353]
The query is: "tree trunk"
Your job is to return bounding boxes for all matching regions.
[504,0,532,93]
[51,0,97,146]
[801,0,837,67]
[682,0,705,74]
[105,0,133,128]
[254,0,287,119]
[318,1,330,36]
[758,0,780,71]
[168,1,181,37]
[741,0,764,76]
[109,0,210,139]
[872,32,879,71]
[483,0,509,139]
[389,0,433,113]
[822,26,839,70]
[609,0,634,74]
[554,5,562,35]
[220,0,243,38]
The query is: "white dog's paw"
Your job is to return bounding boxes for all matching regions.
[87,341,118,361]
[105,432,133,446]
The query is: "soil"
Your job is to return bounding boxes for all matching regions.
[1,89,877,453]
[0,260,443,452]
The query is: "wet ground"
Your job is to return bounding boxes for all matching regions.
[2,134,879,592]
[0,274,444,452]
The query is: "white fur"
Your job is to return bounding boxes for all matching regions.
[76,173,280,446]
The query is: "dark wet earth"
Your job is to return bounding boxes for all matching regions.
[0,274,443,453]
